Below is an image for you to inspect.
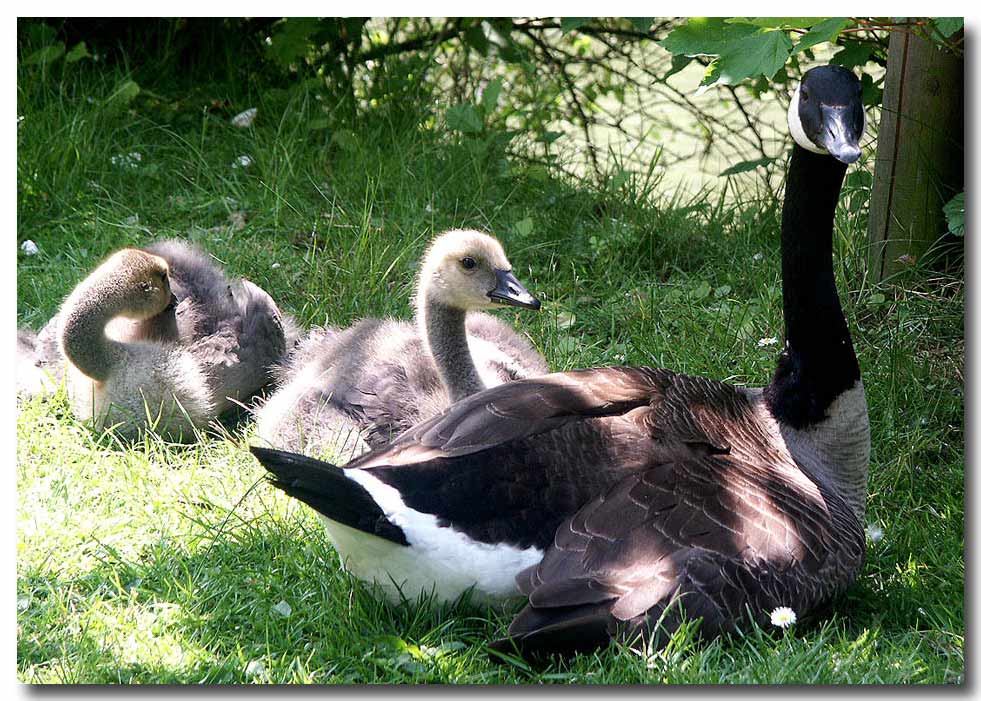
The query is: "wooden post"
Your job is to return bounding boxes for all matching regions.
[867,29,964,282]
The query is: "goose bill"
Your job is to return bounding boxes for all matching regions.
[817,104,863,165]
[488,269,541,310]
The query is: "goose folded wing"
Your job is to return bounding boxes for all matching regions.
[351,366,670,468]
[500,452,834,654]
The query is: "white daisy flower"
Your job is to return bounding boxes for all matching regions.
[231,107,257,128]
[245,659,265,676]
[757,336,779,347]
[752,252,764,262]
[20,239,39,255]
[233,155,253,169]
[770,606,797,628]
[866,524,884,543]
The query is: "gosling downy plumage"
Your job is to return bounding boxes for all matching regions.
[17,324,65,396]
[254,229,547,459]
[140,239,291,417]
[24,240,288,440]
[252,66,870,655]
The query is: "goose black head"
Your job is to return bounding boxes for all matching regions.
[788,65,865,164]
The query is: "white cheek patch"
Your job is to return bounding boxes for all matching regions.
[788,88,826,155]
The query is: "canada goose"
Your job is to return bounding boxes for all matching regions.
[20,240,288,440]
[254,229,547,459]
[251,65,870,656]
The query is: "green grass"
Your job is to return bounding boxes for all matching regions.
[16,48,963,684]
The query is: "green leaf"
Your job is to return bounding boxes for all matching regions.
[610,168,630,189]
[793,18,851,53]
[515,217,535,237]
[539,130,562,145]
[481,78,503,115]
[846,170,873,189]
[659,17,757,57]
[719,156,777,176]
[523,165,549,181]
[463,23,489,55]
[560,18,590,33]
[860,73,883,107]
[628,18,656,32]
[22,21,57,47]
[496,37,525,63]
[691,280,712,300]
[830,42,875,69]
[106,80,141,109]
[728,17,828,29]
[700,30,793,88]
[663,54,694,80]
[267,17,321,69]
[22,43,65,66]
[943,191,964,237]
[933,17,963,38]
[64,41,91,63]
[308,118,330,131]
[556,336,578,354]
[331,129,358,151]
[445,103,483,134]
[868,292,886,305]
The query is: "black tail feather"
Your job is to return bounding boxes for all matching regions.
[488,602,615,661]
[250,446,408,546]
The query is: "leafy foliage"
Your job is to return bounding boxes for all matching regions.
[660,16,961,101]
[719,157,777,177]
[943,192,964,237]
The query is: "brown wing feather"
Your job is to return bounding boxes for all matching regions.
[350,366,671,469]
[502,446,865,655]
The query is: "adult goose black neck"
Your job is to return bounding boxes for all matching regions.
[764,145,861,429]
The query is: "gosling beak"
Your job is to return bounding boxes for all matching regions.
[164,293,179,311]
[488,269,541,310]
[817,104,863,165]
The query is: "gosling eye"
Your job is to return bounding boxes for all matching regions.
[139,281,154,293]
[460,257,477,271]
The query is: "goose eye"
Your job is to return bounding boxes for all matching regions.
[800,89,809,103]
[461,257,476,271]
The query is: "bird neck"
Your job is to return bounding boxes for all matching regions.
[764,144,869,522]
[58,277,129,383]
[765,145,861,428]
[418,298,484,403]
[136,305,179,342]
